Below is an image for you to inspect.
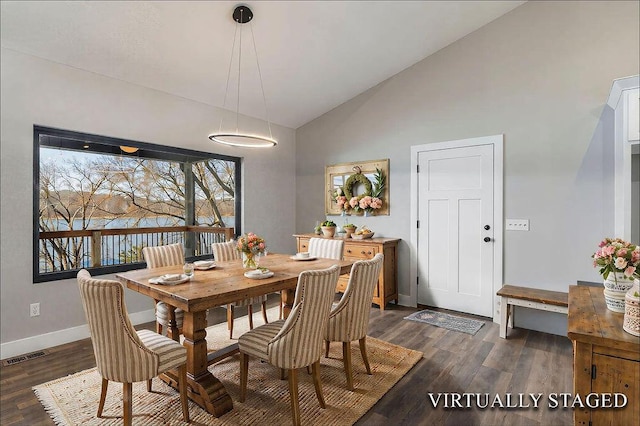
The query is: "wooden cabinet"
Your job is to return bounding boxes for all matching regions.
[567,285,640,426]
[294,234,399,310]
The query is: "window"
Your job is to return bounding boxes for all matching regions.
[34,126,241,282]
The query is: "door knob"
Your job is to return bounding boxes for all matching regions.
[484,225,491,230]
[484,237,491,242]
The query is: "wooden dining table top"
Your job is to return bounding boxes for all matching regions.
[116,253,354,313]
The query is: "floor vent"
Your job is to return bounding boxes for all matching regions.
[2,349,49,366]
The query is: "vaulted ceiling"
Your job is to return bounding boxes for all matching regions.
[1,1,525,128]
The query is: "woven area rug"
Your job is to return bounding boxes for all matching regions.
[404,309,485,335]
[33,309,422,425]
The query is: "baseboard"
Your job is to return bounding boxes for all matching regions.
[0,309,156,360]
[397,293,414,308]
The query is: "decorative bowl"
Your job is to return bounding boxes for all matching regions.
[351,232,374,240]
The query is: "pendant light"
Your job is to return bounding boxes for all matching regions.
[209,5,277,148]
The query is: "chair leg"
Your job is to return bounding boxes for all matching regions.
[325,340,330,358]
[311,361,326,409]
[280,368,286,380]
[287,368,301,426]
[342,341,354,391]
[227,305,234,339]
[239,353,249,402]
[248,305,254,330]
[262,301,269,324]
[359,337,372,375]
[146,379,152,392]
[97,378,108,417]
[123,382,133,426]
[178,364,190,422]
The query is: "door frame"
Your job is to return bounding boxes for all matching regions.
[409,135,504,323]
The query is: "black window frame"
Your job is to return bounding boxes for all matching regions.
[33,125,242,283]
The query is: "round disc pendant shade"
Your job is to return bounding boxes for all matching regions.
[208,133,277,148]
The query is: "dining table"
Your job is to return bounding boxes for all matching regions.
[116,253,354,417]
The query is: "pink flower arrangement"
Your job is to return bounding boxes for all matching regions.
[592,238,640,280]
[336,195,349,211]
[237,232,267,256]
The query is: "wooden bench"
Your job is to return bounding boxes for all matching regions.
[496,285,569,338]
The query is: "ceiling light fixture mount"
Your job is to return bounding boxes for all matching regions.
[209,5,277,149]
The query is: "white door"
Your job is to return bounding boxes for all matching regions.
[416,143,495,317]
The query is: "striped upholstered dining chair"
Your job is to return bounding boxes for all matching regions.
[238,265,341,426]
[308,237,344,260]
[324,253,384,391]
[211,240,270,338]
[76,270,189,425]
[141,243,185,335]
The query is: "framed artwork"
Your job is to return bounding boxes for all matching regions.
[325,158,389,216]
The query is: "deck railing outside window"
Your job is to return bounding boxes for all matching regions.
[38,226,234,273]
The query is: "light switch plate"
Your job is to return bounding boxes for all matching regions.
[506,219,529,231]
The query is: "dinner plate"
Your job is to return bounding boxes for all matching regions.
[244,270,275,279]
[194,261,216,270]
[289,256,318,261]
[151,274,191,285]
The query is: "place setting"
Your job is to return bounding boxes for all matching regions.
[148,273,191,285]
[193,260,217,270]
[244,267,274,279]
[290,252,317,261]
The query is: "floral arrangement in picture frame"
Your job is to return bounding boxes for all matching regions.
[325,159,389,216]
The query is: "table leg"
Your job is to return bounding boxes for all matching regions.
[167,306,180,342]
[282,288,296,318]
[181,310,233,417]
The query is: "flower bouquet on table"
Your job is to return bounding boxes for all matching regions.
[237,232,267,269]
[592,238,640,312]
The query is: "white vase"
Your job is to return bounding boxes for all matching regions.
[603,272,635,294]
[623,280,640,336]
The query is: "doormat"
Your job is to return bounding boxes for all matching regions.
[404,309,485,335]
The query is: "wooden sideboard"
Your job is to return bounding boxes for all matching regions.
[567,285,639,426]
[294,234,399,310]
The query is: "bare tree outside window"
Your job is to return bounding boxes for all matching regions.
[34,127,241,282]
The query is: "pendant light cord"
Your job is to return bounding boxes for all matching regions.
[249,20,274,140]
[236,8,243,134]
[218,24,239,134]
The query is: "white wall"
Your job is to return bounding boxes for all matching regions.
[295,1,640,335]
[0,48,297,357]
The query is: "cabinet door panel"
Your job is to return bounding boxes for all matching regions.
[591,354,639,425]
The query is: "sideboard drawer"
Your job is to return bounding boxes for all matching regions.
[344,244,378,260]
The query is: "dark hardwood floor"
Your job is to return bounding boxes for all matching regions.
[0,299,573,425]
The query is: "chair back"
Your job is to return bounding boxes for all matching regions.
[326,253,384,342]
[308,237,344,260]
[212,240,240,261]
[141,243,184,268]
[77,269,158,383]
[268,265,340,369]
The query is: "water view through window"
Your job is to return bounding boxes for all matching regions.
[34,127,241,282]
